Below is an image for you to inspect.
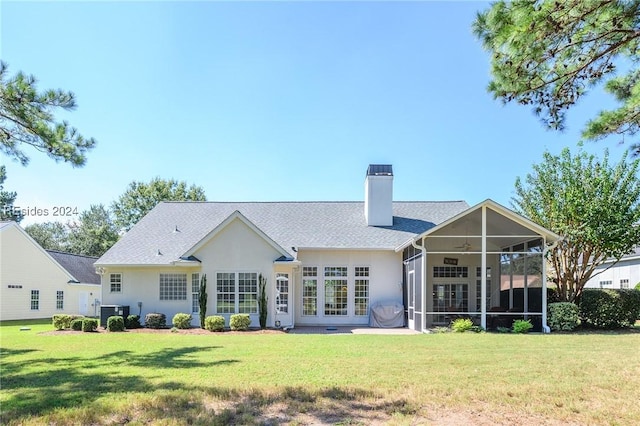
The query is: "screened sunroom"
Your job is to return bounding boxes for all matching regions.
[400,200,560,332]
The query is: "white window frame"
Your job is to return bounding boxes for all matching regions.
[56,290,64,310]
[324,266,348,316]
[354,266,370,316]
[238,272,258,314]
[31,290,39,310]
[192,273,200,313]
[110,273,122,293]
[302,266,318,316]
[620,279,630,289]
[159,273,187,301]
[216,272,258,314]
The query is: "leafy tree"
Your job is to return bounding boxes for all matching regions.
[25,221,69,251]
[513,147,640,303]
[0,165,21,222]
[67,204,119,257]
[474,1,640,155]
[0,61,96,166]
[112,177,207,231]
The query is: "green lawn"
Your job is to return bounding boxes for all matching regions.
[1,320,639,425]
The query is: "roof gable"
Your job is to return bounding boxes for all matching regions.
[185,210,292,260]
[46,250,100,285]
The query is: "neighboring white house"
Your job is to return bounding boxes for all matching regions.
[584,247,640,290]
[95,165,560,332]
[0,221,101,321]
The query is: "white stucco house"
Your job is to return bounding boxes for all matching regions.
[95,165,560,332]
[0,221,101,321]
[584,247,640,290]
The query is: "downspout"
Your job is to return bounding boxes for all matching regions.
[412,238,427,333]
[542,238,561,333]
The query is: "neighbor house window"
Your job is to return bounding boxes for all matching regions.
[354,267,369,316]
[302,267,318,316]
[110,273,122,293]
[216,272,236,314]
[192,273,200,313]
[599,280,612,288]
[620,279,629,289]
[30,290,39,310]
[56,291,64,310]
[324,266,348,316]
[159,273,187,300]
[238,272,258,314]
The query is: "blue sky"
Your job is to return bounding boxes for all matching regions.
[0,1,626,226]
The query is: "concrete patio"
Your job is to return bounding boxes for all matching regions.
[286,326,419,335]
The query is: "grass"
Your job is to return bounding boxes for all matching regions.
[1,320,639,425]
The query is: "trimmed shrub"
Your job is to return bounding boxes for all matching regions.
[82,318,98,332]
[125,314,141,329]
[451,318,474,333]
[172,313,192,329]
[205,315,225,332]
[512,319,533,334]
[229,314,251,331]
[107,316,125,332]
[618,289,640,325]
[145,313,166,329]
[71,318,84,331]
[580,289,627,328]
[52,314,84,330]
[52,314,71,330]
[470,325,485,333]
[548,302,580,331]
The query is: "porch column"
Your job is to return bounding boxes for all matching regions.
[542,237,549,333]
[481,206,487,329]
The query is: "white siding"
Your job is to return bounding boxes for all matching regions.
[584,257,640,289]
[101,217,283,327]
[0,224,100,321]
[294,249,402,326]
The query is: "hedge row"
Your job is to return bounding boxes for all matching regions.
[579,289,640,329]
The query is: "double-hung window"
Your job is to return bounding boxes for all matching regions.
[324,266,348,316]
[302,267,318,316]
[56,290,64,310]
[110,273,122,293]
[192,273,200,313]
[354,267,369,316]
[216,272,258,314]
[31,290,39,310]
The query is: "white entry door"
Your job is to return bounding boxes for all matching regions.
[78,291,89,315]
[274,273,292,327]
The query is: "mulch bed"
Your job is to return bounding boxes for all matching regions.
[40,327,287,336]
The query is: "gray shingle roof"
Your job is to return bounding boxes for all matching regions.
[96,201,469,266]
[47,250,101,284]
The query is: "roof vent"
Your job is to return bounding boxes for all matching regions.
[173,225,180,233]
[156,249,163,256]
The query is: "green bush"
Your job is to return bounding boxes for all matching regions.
[512,319,533,334]
[618,289,640,325]
[52,314,71,330]
[451,318,474,333]
[107,316,125,332]
[172,313,192,329]
[470,325,485,333]
[125,314,141,329]
[52,314,84,330]
[496,326,511,333]
[548,302,580,331]
[82,318,98,332]
[71,318,84,331]
[145,313,166,329]
[229,314,251,331]
[635,282,640,291]
[204,315,225,332]
[580,289,627,328]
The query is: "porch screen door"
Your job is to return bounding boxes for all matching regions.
[408,271,415,329]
